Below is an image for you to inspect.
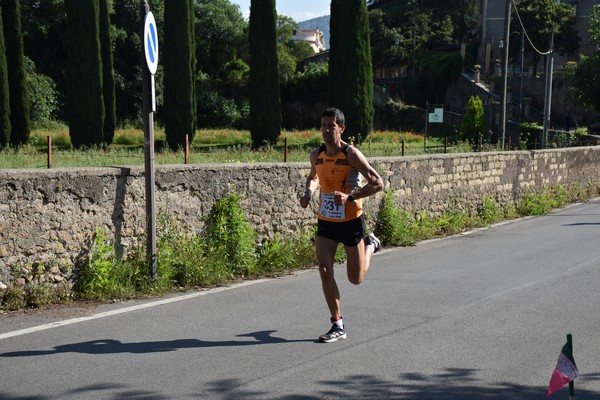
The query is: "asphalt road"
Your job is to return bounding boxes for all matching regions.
[1,199,600,400]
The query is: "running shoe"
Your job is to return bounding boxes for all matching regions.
[319,324,347,343]
[365,233,381,253]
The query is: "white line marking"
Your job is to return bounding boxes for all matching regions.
[0,279,270,340]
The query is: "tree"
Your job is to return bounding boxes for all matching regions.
[111,0,164,127]
[194,0,248,129]
[249,0,281,148]
[20,0,67,123]
[99,0,115,145]
[567,4,600,111]
[64,0,104,148]
[195,0,247,80]
[276,15,314,84]
[460,95,485,146]
[329,0,373,143]
[515,0,578,73]
[589,4,600,47]
[368,0,475,70]
[0,4,10,147]
[567,55,600,111]
[24,57,58,128]
[1,0,30,146]
[163,0,195,150]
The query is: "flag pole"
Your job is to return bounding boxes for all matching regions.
[568,334,574,400]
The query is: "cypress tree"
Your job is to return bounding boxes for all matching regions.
[460,95,485,147]
[1,0,29,146]
[189,0,196,132]
[249,0,281,148]
[0,5,10,148]
[99,0,115,145]
[163,0,195,151]
[329,0,374,144]
[65,0,104,148]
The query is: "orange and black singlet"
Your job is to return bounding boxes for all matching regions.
[315,144,362,222]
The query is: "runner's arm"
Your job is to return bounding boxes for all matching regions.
[341,147,384,203]
[300,149,320,208]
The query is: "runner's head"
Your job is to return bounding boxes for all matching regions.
[321,107,345,127]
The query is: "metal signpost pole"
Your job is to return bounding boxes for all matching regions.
[141,0,157,282]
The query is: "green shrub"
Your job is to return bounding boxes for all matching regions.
[520,122,542,149]
[434,208,474,236]
[1,285,26,311]
[25,57,59,130]
[75,228,142,300]
[375,190,416,246]
[203,193,257,279]
[572,127,587,145]
[479,196,503,224]
[256,229,316,275]
[516,185,572,216]
[155,212,208,287]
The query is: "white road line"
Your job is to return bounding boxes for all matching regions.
[0,279,270,340]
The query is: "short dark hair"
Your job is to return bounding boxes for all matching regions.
[321,107,345,127]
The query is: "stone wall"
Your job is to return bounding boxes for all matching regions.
[1,147,600,292]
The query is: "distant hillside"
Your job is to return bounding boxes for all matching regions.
[298,15,330,49]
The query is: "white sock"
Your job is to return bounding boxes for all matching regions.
[334,318,343,328]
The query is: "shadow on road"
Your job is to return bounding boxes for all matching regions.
[199,370,600,400]
[0,330,315,357]
[1,370,597,399]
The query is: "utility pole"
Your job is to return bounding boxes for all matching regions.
[542,28,555,149]
[519,30,524,122]
[500,0,512,150]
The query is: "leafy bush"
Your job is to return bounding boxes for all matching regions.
[202,193,257,279]
[25,57,60,129]
[155,212,208,288]
[516,185,572,216]
[376,99,422,132]
[256,230,316,275]
[75,228,143,300]
[196,72,247,129]
[281,62,328,103]
[375,190,416,246]
[1,286,26,311]
[479,196,503,224]
[520,122,542,149]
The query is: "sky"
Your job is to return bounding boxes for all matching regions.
[229,0,331,22]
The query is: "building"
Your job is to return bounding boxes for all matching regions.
[292,29,327,53]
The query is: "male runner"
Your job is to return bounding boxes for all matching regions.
[299,107,384,343]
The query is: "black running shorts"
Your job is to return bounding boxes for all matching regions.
[316,215,366,247]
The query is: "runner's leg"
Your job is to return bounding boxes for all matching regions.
[345,239,372,285]
[316,235,341,320]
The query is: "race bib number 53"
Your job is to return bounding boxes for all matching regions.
[320,193,344,220]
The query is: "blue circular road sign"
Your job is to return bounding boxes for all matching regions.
[143,12,158,75]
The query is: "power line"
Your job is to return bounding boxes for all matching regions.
[511,0,552,56]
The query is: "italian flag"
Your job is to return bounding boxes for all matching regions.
[547,338,578,397]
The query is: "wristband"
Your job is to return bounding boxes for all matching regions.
[347,194,355,203]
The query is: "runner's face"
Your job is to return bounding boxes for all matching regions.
[321,116,344,144]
